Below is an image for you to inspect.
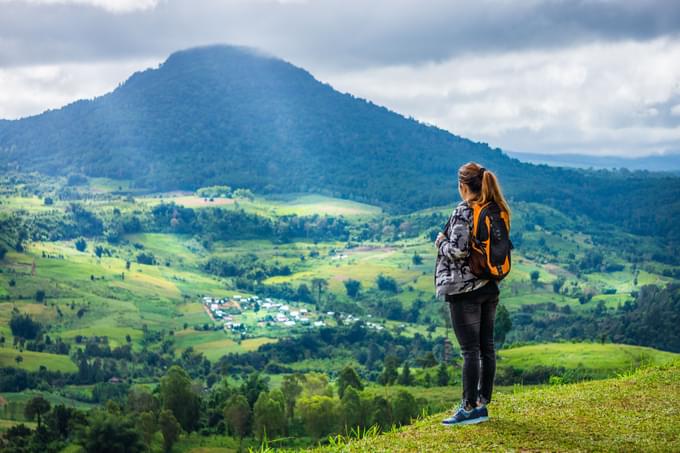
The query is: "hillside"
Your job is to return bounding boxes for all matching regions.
[1,45,680,243]
[306,360,680,452]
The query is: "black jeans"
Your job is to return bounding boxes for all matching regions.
[446,281,499,408]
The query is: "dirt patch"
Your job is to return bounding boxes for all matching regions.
[544,263,573,277]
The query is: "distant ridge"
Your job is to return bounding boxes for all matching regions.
[508,150,680,173]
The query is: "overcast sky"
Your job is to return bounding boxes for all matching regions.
[1,0,680,157]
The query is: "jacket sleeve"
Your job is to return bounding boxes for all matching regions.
[437,205,471,261]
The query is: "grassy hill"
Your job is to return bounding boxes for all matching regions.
[0,347,78,373]
[497,342,678,379]
[306,360,680,452]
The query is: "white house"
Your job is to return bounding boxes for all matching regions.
[276,314,288,323]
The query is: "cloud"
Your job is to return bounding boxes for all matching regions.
[1,0,680,68]
[0,59,159,119]
[0,0,160,13]
[317,38,680,157]
[1,0,680,156]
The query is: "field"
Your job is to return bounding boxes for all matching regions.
[0,347,78,373]
[1,178,677,361]
[497,343,678,378]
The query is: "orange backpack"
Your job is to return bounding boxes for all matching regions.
[470,201,512,280]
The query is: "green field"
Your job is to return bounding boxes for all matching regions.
[498,343,679,377]
[0,347,78,373]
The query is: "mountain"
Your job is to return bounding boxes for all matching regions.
[508,150,680,173]
[1,45,679,242]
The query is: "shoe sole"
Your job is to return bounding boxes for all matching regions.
[441,416,489,426]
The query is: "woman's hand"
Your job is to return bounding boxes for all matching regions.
[435,232,447,248]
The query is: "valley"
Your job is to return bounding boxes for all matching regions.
[1,171,678,451]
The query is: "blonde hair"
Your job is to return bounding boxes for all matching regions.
[458,162,511,220]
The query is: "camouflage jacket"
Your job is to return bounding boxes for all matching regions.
[434,200,489,299]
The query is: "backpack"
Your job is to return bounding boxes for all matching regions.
[469,201,512,280]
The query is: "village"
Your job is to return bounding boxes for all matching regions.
[200,294,387,334]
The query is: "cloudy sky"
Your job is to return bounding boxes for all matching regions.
[1,0,680,157]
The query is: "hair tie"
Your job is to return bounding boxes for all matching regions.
[479,167,486,176]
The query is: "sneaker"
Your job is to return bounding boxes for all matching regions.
[441,404,485,426]
[472,404,489,423]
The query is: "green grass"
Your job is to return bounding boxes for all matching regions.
[306,360,680,452]
[499,342,679,378]
[0,347,77,373]
[135,192,382,218]
[237,194,382,218]
[0,419,37,432]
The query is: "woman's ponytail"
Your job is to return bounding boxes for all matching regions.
[458,162,511,220]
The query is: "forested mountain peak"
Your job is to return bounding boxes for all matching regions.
[1,45,679,243]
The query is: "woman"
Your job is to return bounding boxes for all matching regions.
[434,161,511,426]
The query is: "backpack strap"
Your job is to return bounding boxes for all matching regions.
[473,201,492,240]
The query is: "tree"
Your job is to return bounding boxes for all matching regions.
[530,270,540,284]
[223,394,251,439]
[376,274,399,293]
[75,238,87,252]
[159,409,181,453]
[79,411,145,453]
[300,372,332,398]
[9,313,42,340]
[95,245,104,258]
[416,352,438,368]
[412,253,423,265]
[296,283,313,303]
[392,390,418,426]
[136,252,156,265]
[44,404,86,440]
[552,276,566,293]
[436,362,450,386]
[24,395,50,428]
[233,188,254,201]
[343,279,362,299]
[311,278,328,306]
[138,411,157,450]
[241,372,269,408]
[337,364,364,398]
[370,395,392,431]
[280,373,304,419]
[35,289,46,303]
[379,355,400,385]
[339,386,364,433]
[397,362,413,386]
[297,395,338,440]
[253,391,286,440]
[494,304,513,346]
[159,365,200,432]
